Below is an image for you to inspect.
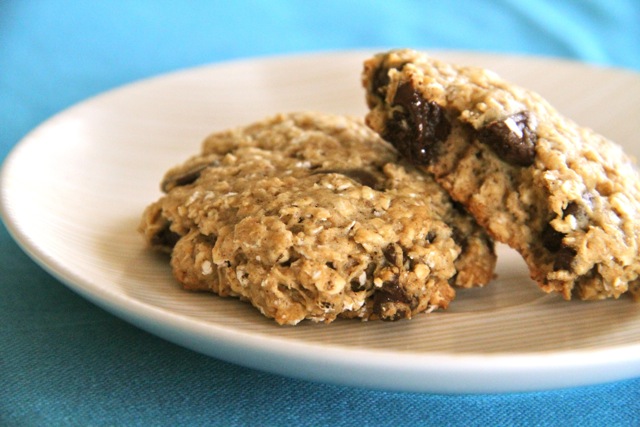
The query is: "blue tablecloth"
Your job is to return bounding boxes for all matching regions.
[2,1,640,425]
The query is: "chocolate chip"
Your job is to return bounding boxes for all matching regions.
[372,280,410,319]
[476,112,537,167]
[384,82,451,165]
[553,246,577,271]
[150,223,181,249]
[541,223,564,253]
[376,281,408,303]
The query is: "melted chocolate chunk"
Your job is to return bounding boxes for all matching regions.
[372,280,410,320]
[384,82,451,165]
[476,112,537,167]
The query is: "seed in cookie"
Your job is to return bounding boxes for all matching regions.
[140,112,496,325]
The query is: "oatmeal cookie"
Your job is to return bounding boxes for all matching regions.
[140,112,496,325]
[363,49,640,301]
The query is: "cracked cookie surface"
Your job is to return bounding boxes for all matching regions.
[363,49,640,301]
[140,112,496,325]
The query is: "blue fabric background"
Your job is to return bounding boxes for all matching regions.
[2,1,640,425]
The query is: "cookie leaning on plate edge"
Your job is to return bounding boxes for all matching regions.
[139,112,496,325]
[363,48,640,301]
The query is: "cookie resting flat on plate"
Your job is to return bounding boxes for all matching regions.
[363,49,640,301]
[139,112,496,324]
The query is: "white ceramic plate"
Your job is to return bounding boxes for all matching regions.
[2,51,640,394]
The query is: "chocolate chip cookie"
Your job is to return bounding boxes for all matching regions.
[140,112,496,324]
[363,49,640,301]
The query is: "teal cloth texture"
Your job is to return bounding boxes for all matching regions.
[2,1,640,425]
